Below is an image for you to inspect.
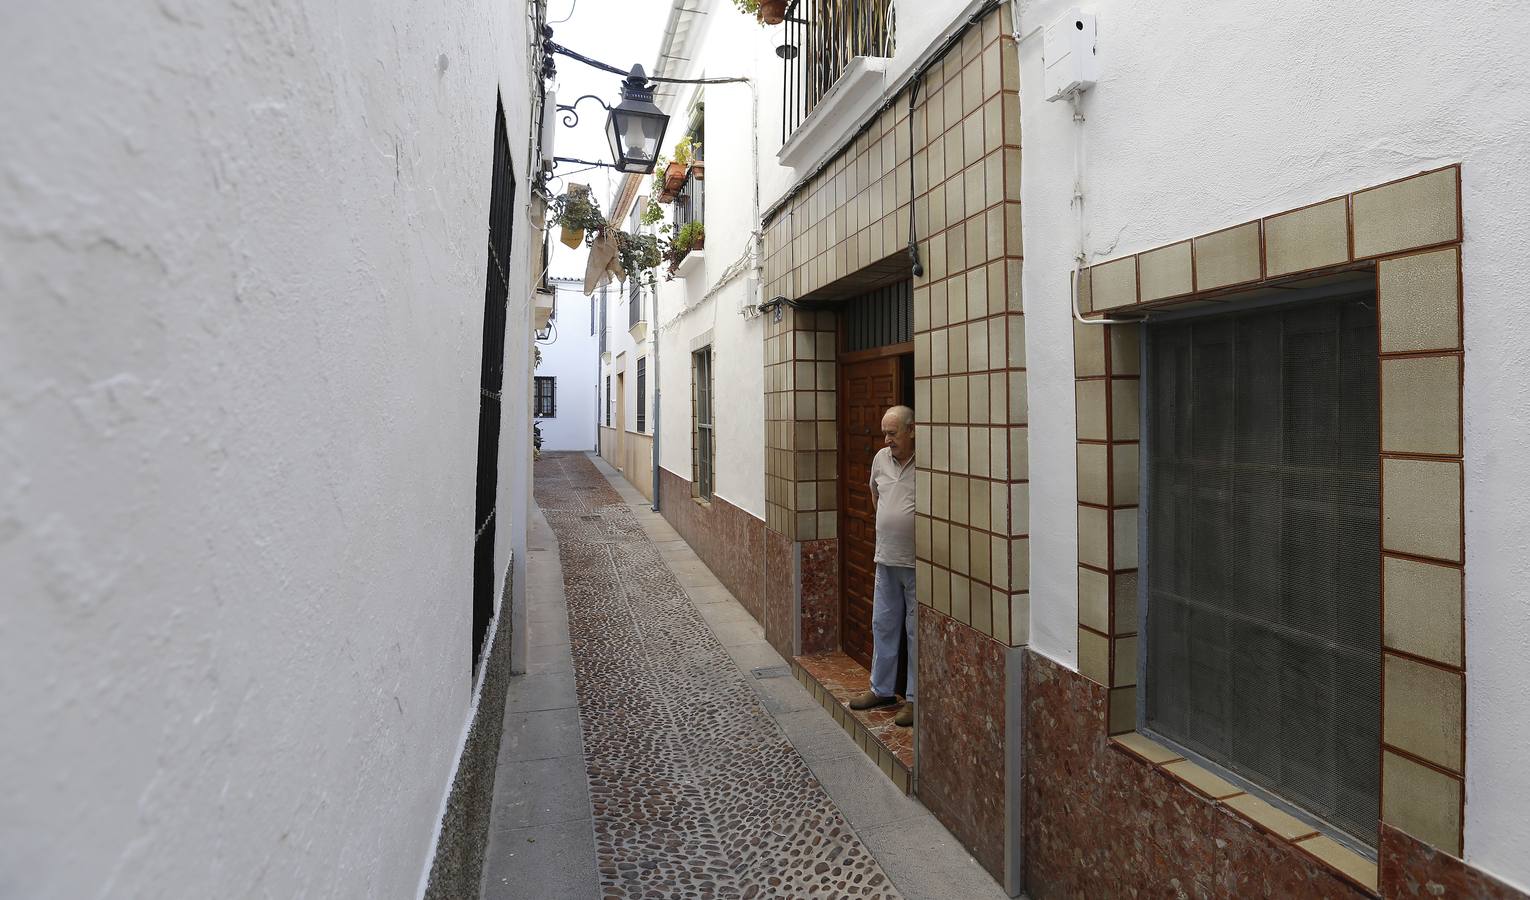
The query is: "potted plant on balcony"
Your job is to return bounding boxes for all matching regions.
[664,220,706,279]
[733,0,787,25]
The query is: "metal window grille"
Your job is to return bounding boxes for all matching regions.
[598,289,608,354]
[843,280,912,352]
[781,0,896,143]
[534,376,557,418]
[605,375,612,427]
[636,358,647,434]
[695,348,714,499]
[1143,295,1380,847]
[472,96,516,673]
[674,170,705,231]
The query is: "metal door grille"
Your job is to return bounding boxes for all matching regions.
[842,280,912,352]
[473,96,516,672]
[534,377,557,418]
[1144,295,1380,847]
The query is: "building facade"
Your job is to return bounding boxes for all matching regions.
[2,1,552,897]
[607,0,1530,897]
[538,277,600,452]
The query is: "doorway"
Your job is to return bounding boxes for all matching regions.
[836,279,915,670]
[615,371,626,472]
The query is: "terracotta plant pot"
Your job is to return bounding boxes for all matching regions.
[657,188,678,204]
[758,0,787,25]
[689,162,704,181]
[663,160,687,193]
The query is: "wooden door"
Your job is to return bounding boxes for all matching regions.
[838,351,907,669]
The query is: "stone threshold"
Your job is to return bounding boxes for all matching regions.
[792,651,914,794]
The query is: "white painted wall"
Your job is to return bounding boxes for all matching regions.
[1016,0,1530,886]
[647,2,771,519]
[0,1,540,897]
[540,280,600,452]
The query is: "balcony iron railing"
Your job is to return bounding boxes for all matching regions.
[780,0,896,144]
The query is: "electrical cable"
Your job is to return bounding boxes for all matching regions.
[545,40,750,85]
[906,73,923,278]
[547,0,577,25]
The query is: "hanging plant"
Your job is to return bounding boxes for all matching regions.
[617,231,664,287]
[664,221,705,278]
[732,0,787,25]
[552,184,606,249]
[640,198,665,228]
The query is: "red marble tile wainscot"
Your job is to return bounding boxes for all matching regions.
[1022,649,1375,899]
[1379,824,1529,900]
[800,539,840,655]
[763,527,795,660]
[915,605,1007,882]
[658,467,765,623]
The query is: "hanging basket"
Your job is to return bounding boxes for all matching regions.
[758,0,787,25]
[663,160,688,193]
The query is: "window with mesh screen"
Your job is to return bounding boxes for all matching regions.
[1143,294,1380,848]
[695,348,714,499]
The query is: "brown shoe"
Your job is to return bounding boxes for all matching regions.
[895,703,914,727]
[849,691,897,711]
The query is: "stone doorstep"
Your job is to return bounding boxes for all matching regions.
[792,652,914,795]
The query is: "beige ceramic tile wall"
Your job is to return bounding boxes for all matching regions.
[1072,318,1141,736]
[761,5,1029,653]
[1074,166,1466,856]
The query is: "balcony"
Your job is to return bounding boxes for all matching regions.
[777,0,895,166]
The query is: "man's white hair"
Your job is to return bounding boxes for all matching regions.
[884,405,915,429]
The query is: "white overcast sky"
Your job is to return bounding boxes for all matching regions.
[543,0,671,283]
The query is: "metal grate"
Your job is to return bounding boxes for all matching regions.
[636,358,647,434]
[534,376,557,418]
[1143,295,1380,847]
[842,280,912,352]
[695,347,714,499]
[781,0,896,143]
[472,95,516,673]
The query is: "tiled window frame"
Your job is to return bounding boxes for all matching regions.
[1074,165,1466,892]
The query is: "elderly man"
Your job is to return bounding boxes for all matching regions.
[850,405,918,728]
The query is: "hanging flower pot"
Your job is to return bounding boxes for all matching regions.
[758,0,787,25]
[663,159,687,193]
[689,161,705,182]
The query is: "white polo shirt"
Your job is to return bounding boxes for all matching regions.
[870,446,917,568]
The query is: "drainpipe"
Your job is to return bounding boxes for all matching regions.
[651,282,661,512]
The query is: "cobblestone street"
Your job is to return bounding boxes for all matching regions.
[482,453,1004,899]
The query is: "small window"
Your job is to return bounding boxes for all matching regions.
[605,375,612,427]
[1143,294,1380,848]
[636,357,647,434]
[533,376,557,418]
[694,347,714,499]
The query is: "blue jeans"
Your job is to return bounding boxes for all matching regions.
[869,564,917,701]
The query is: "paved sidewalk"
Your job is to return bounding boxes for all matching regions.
[483,452,1008,899]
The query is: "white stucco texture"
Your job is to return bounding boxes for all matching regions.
[540,282,600,452]
[0,1,537,897]
[646,5,772,520]
[1018,0,1530,886]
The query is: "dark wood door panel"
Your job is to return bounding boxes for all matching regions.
[837,353,904,669]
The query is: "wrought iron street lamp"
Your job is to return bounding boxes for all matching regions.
[553,65,670,175]
[604,67,669,174]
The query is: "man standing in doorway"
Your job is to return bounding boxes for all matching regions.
[851,405,918,728]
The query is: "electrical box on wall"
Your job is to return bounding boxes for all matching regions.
[1043,8,1097,102]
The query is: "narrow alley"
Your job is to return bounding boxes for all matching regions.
[483,453,1004,899]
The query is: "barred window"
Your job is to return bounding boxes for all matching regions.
[605,375,612,427]
[636,357,647,434]
[694,347,714,499]
[533,376,556,418]
[1143,294,1380,848]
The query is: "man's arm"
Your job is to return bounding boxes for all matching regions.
[869,465,878,512]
